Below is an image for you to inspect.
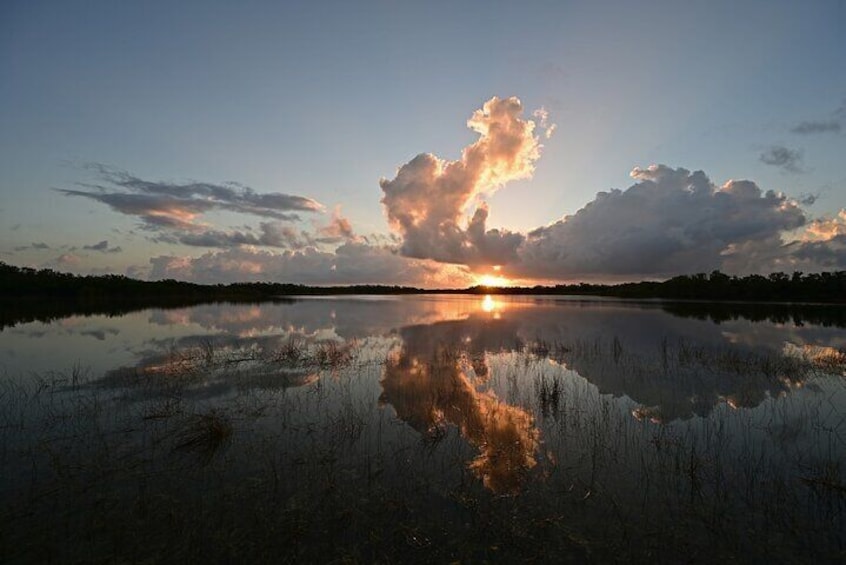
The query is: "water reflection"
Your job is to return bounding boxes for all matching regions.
[3,295,845,493]
[3,296,845,561]
[381,335,538,494]
[92,329,358,401]
[6,296,844,421]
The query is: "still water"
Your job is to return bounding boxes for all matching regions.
[2,295,845,562]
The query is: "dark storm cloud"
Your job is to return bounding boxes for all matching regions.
[759,145,804,173]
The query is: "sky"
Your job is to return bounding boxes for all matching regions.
[2,0,845,287]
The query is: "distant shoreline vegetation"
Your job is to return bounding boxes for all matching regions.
[2,261,846,329]
[3,261,846,303]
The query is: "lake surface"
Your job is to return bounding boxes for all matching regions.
[2,295,845,562]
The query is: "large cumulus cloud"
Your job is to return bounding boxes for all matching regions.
[378,98,846,282]
[516,165,807,279]
[380,96,550,266]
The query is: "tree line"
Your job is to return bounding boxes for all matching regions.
[2,261,845,303]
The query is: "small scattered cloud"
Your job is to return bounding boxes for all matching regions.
[44,253,83,269]
[533,107,557,139]
[538,61,567,81]
[790,120,841,135]
[83,240,122,253]
[798,193,819,206]
[80,328,120,341]
[84,240,109,251]
[315,206,357,244]
[126,264,150,279]
[759,145,804,173]
[790,99,845,135]
[14,242,51,251]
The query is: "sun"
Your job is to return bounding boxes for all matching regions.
[476,274,510,287]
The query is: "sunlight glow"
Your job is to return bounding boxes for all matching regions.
[476,274,511,287]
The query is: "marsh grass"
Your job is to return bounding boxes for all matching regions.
[1,336,844,563]
[171,409,233,464]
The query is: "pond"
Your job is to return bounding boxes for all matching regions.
[2,295,845,562]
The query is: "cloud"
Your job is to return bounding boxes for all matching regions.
[315,206,357,243]
[790,99,845,135]
[58,189,212,230]
[373,97,846,282]
[45,253,83,269]
[148,243,475,287]
[798,193,818,206]
[727,214,846,274]
[790,120,841,135]
[796,209,846,243]
[514,165,807,279]
[171,213,360,250]
[14,242,51,252]
[83,240,122,253]
[174,222,313,250]
[532,107,556,139]
[58,164,323,231]
[84,240,108,251]
[126,264,150,279]
[718,210,846,274]
[787,235,846,270]
[380,96,551,267]
[759,145,804,173]
[55,164,350,254]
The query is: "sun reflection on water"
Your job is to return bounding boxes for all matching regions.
[480,295,503,319]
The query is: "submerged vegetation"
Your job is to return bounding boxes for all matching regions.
[2,325,845,563]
